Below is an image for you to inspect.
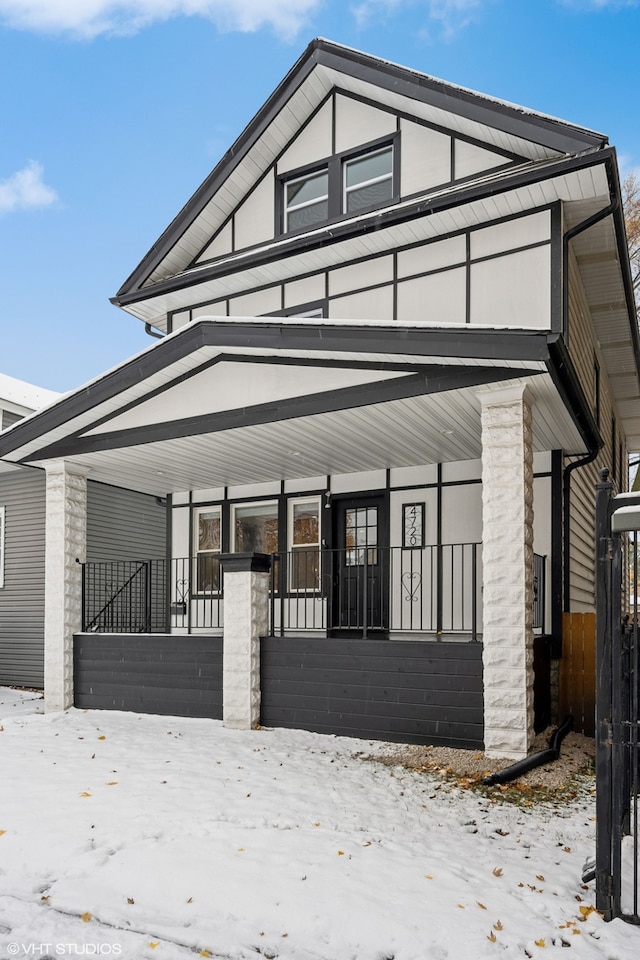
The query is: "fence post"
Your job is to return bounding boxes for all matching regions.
[219,552,271,730]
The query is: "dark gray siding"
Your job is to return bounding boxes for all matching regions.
[261,637,484,748]
[1,410,23,430]
[87,482,166,562]
[74,633,223,718]
[0,467,46,687]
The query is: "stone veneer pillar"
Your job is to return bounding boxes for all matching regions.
[480,385,535,759]
[219,553,271,730]
[44,461,88,713]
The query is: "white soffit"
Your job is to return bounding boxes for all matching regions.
[24,372,580,497]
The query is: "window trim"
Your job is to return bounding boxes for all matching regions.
[277,132,400,237]
[343,144,394,216]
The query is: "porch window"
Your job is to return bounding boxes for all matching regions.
[288,498,321,591]
[195,507,221,593]
[233,501,279,554]
[0,506,4,588]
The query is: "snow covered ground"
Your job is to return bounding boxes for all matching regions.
[1,686,639,960]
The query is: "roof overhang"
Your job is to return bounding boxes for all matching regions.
[0,319,599,496]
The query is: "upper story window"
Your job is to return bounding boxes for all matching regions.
[280,135,398,236]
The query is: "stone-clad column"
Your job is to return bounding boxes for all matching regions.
[480,385,534,759]
[44,461,88,713]
[219,553,271,730]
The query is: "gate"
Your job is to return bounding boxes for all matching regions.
[595,470,640,923]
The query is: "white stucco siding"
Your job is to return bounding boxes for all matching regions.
[399,119,451,198]
[229,285,281,317]
[233,175,275,250]
[196,220,233,264]
[397,267,467,325]
[329,285,394,322]
[455,139,512,180]
[284,275,326,308]
[470,245,551,328]
[397,235,466,278]
[329,256,394,297]
[276,99,333,175]
[334,94,396,153]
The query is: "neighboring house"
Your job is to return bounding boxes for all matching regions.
[0,40,638,758]
[0,373,166,687]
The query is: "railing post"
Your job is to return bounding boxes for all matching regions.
[362,550,368,639]
[143,561,152,633]
[595,468,615,920]
[471,543,478,642]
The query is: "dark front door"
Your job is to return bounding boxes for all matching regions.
[331,495,388,636]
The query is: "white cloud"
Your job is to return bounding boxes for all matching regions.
[0,1,323,40]
[558,0,640,9]
[0,161,58,216]
[350,0,486,38]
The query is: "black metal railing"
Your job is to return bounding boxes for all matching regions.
[269,544,486,639]
[82,547,545,639]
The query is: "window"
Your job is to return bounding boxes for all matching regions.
[343,146,393,214]
[232,501,279,554]
[0,506,5,588]
[288,498,321,591]
[345,505,378,566]
[284,170,329,233]
[195,507,221,593]
[280,136,397,235]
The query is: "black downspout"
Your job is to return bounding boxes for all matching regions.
[145,323,165,340]
[561,199,616,612]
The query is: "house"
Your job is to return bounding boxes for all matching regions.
[0,39,638,758]
[0,373,166,688]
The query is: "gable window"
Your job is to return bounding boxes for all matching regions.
[343,146,393,214]
[195,507,221,593]
[279,135,398,236]
[284,170,329,232]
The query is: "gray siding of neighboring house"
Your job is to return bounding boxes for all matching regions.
[0,467,46,687]
[86,482,167,562]
[0,478,167,689]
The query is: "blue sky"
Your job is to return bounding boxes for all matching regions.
[1,0,640,393]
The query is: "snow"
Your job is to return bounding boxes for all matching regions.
[1,687,639,960]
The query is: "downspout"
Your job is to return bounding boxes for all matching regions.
[145,323,165,340]
[561,196,617,612]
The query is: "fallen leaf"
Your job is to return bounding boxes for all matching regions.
[40,895,49,902]
[106,782,118,786]
[0,830,6,837]
[425,874,433,880]
[338,850,344,856]
[536,875,545,882]
[98,736,106,741]
[79,792,92,798]
[127,898,134,905]
[477,901,487,910]
[492,867,503,877]
[81,913,92,923]
[563,847,571,853]
[200,952,212,958]
[457,904,465,909]
[186,897,193,904]
[534,939,545,948]
[149,943,160,950]
[493,920,503,931]
[487,931,496,942]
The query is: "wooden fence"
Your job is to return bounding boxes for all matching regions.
[559,612,596,736]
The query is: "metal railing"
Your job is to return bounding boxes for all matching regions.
[82,547,545,639]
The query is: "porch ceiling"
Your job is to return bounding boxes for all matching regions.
[0,319,584,497]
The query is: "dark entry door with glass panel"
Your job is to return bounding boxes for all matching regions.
[331,495,388,635]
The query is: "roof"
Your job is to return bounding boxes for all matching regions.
[0,373,60,414]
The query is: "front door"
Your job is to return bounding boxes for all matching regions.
[331,494,388,636]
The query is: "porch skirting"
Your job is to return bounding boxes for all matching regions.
[74,633,223,719]
[73,632,483,748]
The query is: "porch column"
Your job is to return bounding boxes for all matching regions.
[44,461,88,713]
[219,553,271,730]
[480,384,535,759]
